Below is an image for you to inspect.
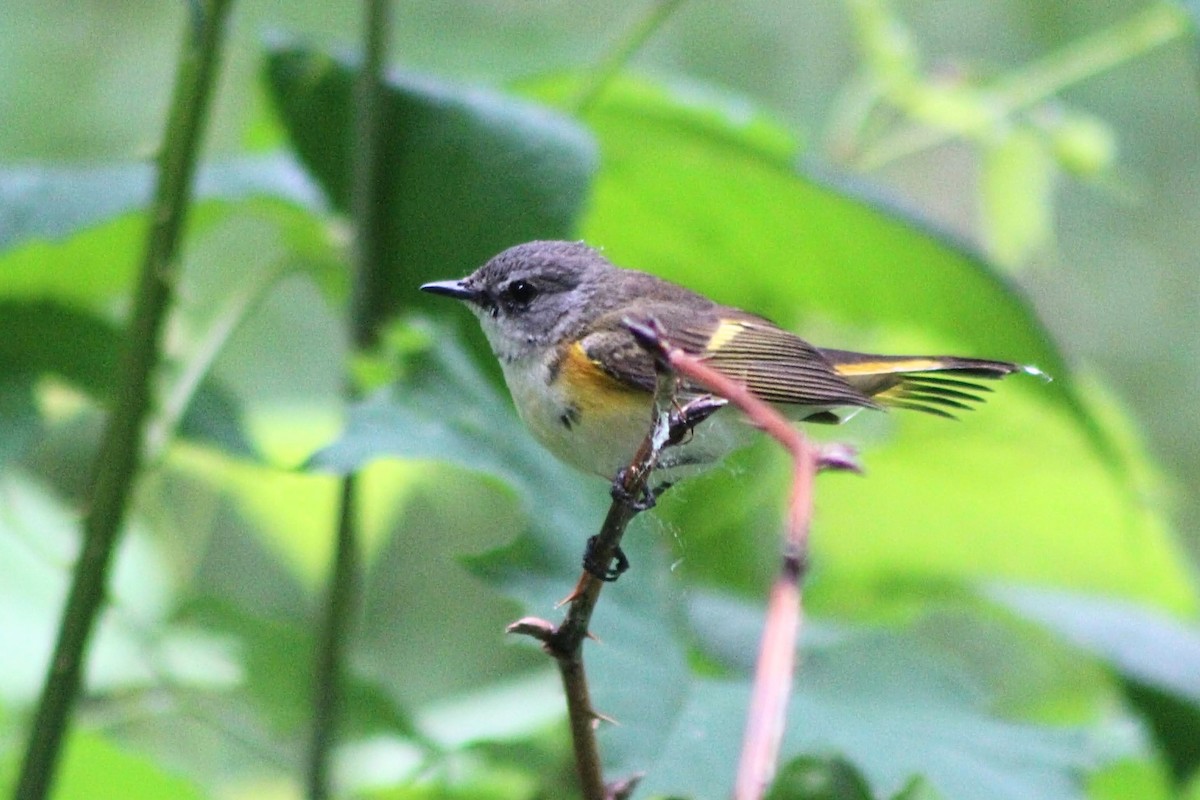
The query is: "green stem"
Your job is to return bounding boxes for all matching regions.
[307,476,363,800]
[854,1,1188,169]
[572,0,690,115]
[14,2,234,798]
[990,2,1187,111]
[149,259,284,462]
[348,0,393,350]
[306,0,390,797]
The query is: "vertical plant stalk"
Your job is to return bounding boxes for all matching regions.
[308,476,362,800]
[572,0,690,114]
[13,2,234,799]
[348,0,393,346]
[306,0,391,798]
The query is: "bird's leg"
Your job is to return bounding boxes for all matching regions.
[609,469,657,511]
[606,395,725,511]
[582,535,630,582]
[592,395,727,580]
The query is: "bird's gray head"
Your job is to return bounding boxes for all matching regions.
[421,240,614,363]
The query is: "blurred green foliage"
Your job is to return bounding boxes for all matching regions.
[2,2,1199,799]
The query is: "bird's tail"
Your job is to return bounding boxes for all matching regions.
[819,349,1046,418]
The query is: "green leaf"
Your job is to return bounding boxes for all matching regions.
[356,474,544,708]
[1088,757,1175,800]
[891,777,941,800]
[0,297,257,458]
[635,593,1141,800]
[459,730,576,800]
[989,585,1200,781]
[767,755,876,800]
[309,320,652,595]
[417,670,566,750]
[518,75,1193,613]
[359,772,542,800]
[766,756,939,800]
[0,154,323,252]
[308,325,692,777]
[264,43,598,325]
[175,379,257,459]
[0,196,347,463]
[0,193,330,317]
[0,300,120,398]
[0,471,185,702]
[0,377,37,467]
[0,210,153,311]
[180,596,417,741]
[0,730,205,800]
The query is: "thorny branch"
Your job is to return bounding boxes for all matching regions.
[508,353,714,800]
[626,319,859,799]
[509,317,858,800]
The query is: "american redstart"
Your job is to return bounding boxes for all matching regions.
[422,240,1042,481]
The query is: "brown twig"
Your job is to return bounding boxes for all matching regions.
[507,363,689,800]
[508,339,722,798]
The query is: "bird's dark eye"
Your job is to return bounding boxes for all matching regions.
[504,279,538,306]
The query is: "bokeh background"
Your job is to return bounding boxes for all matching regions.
[2,2,1199,798]
[5,0,1198,556]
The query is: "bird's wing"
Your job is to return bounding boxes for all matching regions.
[577,309,875,410]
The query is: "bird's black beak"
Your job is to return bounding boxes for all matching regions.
[420,279,481,304]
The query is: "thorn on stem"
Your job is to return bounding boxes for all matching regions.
[506,616,556,643]
[558,574,593,607]
[591,709,619,726]
[605,772,645,800]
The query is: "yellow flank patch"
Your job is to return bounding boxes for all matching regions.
[705,319,748,353]
[833,358,945,376]
[560,341,648,414]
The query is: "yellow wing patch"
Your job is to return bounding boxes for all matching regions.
[705,319,750,353]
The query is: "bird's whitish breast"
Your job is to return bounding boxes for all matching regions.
[501,341,654,477]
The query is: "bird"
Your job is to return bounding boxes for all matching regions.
[421,240,1042,482]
